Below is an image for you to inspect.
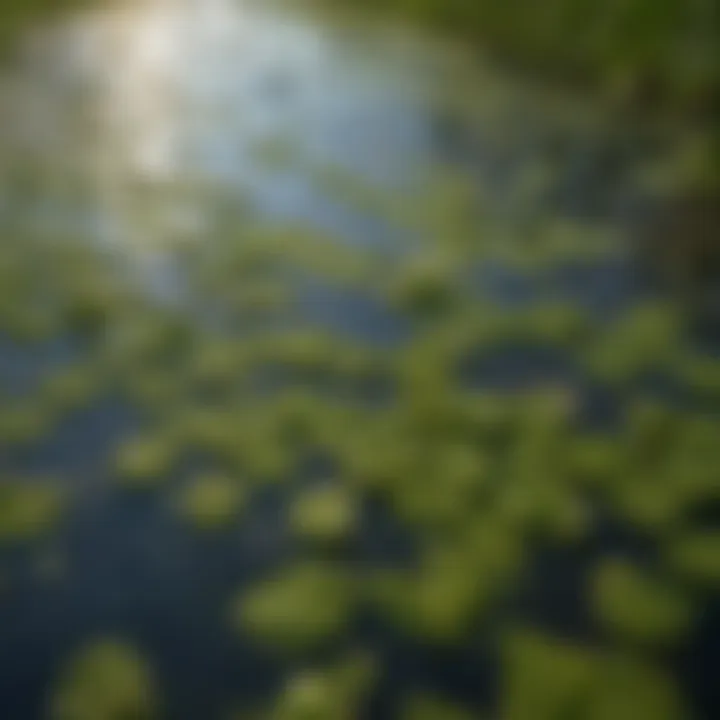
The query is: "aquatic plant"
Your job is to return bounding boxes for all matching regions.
[533,219,625,267]
[383,442,492,531]
[665,530,720,589]
[265,653,376,720]
[233,562,354,652]
[401,694,476,720]
[102,311,192,373]
[501,628,599,720]
[49,639,158,720]
[60,280,120,337]
[532,486,592,543]
[521,302,590,347]
[290,484,359,545]
[39,362,105,415]
[0,481,65,544]
[178,473,247,530]
[371,545,498,643]
[677,353,720,399]
[171,407,245,468]
[585,302,683,384]
[456,391,519,444]
[229,280,292,319]
[0,303,56,343]
[259,331,341,376]
[0,402,53,445]
[590,559,694,646]
[610,475,685,535]
[341,424,416,496]
[567,434,625,487]
[625,399,679,458]
[122,366,188,413]
[503,631,687,720]
[585,653,688,720]
[114,432,179,489]
[389,252,458,315]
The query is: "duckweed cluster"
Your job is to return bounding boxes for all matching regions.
[233,562,354,652]
[49,640,158,720]
[591,559,694,646]
[290,484,359,545]
[178,473,247,530]
[259,653,376,720]
[1,100,718,720]
[502,629,688,720]
[401,694,475,720]
[0,481,65,544]
[114,433,179,490]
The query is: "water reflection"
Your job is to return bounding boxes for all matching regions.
[1,0,680,259]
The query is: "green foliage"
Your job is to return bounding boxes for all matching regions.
[0,481,65,544]
[49,640,158,720]
[114,432,179,489]
[233,562,355,652]
[502,629,688,720]
[178,474,247,530]
[0,1,88,51]
[265,654,376,720]
[351,0,718,107]
[591,559,694,646]
[665,530,720,589]
[401,693,476,720]
[290,484,359,545]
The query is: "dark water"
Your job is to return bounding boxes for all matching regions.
[0,1,717,719]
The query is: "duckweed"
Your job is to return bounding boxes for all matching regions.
[678,353,720,398]
[567,435,625,487]
[50,640,158,720]
[0,481,65,544]
[402,694,476,720]
[502,628,598,720]
[39,363,105,414]
[520,303,590,346]
[390,253,458,315]
[665,530,720,589]
[178,474,247,530]
[290,484,359,545]
[585,303,683,383]
[114,433,179,489]
[585,654,688,720]
[266,653,376,720]
[371,550,496,642]
[505,631,688,720]
[233,562,354,651]
[0,37,717,717]
[610,477,685,534]
[0,402,53,445]
[591,559,694,646]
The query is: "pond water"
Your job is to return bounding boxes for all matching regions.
[0,1,717,719]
